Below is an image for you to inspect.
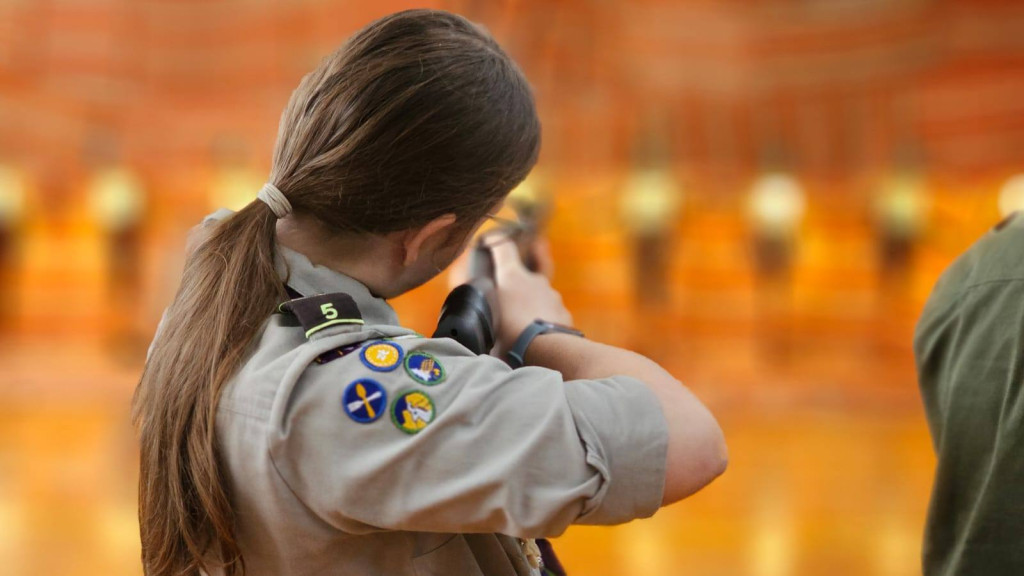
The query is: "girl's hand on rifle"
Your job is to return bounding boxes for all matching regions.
[487,235,573,351]
[445,231,555,289]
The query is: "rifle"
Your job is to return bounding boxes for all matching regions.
[432,190,549,356]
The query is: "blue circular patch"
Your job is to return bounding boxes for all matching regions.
[342,379,387,424]
[404,352,446,386]
[359,341,404,372]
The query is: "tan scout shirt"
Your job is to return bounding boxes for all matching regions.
[212,238,669,575]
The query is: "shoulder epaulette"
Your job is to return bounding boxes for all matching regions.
[278,292,364,339]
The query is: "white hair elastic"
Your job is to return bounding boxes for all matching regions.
[256,182,292,218]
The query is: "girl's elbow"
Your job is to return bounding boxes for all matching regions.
[696,421,729,488]
[662,420,728,505]
[709,431,729,481]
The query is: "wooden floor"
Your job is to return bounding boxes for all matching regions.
[556,407,933,576]
[0,331,934,576]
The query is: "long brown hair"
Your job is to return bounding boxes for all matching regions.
[132,9,540,575]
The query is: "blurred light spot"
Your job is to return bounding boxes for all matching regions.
[750,495,795,576]
[100,503,141,561]
[875,173,929,238]
[620,167,682,233]
[0,164,27,225]
[88,168,145,231]
[0,495,27,575]
[210,167,263,212]
[508,172,542,207]
[998,174,1024,217]
[748,173,805,238]
[620,519,671,574]
[875,513,918,576]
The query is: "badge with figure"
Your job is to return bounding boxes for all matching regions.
[342,379,387,424]
[360,341,404,372]
[403,352,446,386]
[390,390,436,434]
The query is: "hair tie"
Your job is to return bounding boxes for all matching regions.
[257,182,292,219]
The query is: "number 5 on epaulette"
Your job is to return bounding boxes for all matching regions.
[279,293,365,339]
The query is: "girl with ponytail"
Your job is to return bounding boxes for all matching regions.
[133,8,726,576]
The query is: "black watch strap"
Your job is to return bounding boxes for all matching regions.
[506,319,584,369]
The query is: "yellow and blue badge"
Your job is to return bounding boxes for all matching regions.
[342,378,387,424]
[390,390,436,434]
[404,352,446,386]
[360,341,404,372]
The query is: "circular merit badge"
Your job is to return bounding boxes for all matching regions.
[360,341,404,372]
[390,390,436,435]
[403,352,446,386]
[342,379,387,424]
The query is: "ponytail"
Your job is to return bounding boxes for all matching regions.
[132,200,284,576]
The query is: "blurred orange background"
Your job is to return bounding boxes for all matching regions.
[1,0,1023,574]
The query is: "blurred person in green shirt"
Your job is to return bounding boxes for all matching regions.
[915,212,1024,575]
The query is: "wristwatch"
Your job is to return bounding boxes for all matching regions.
[506,319,585,369]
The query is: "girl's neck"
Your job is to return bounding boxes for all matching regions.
[275,215,401,297]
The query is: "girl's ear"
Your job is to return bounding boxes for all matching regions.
[402,213,458,266]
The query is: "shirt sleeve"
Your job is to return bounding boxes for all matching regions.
[269,337,668,538]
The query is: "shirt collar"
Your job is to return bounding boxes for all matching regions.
[275,244,401,327]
